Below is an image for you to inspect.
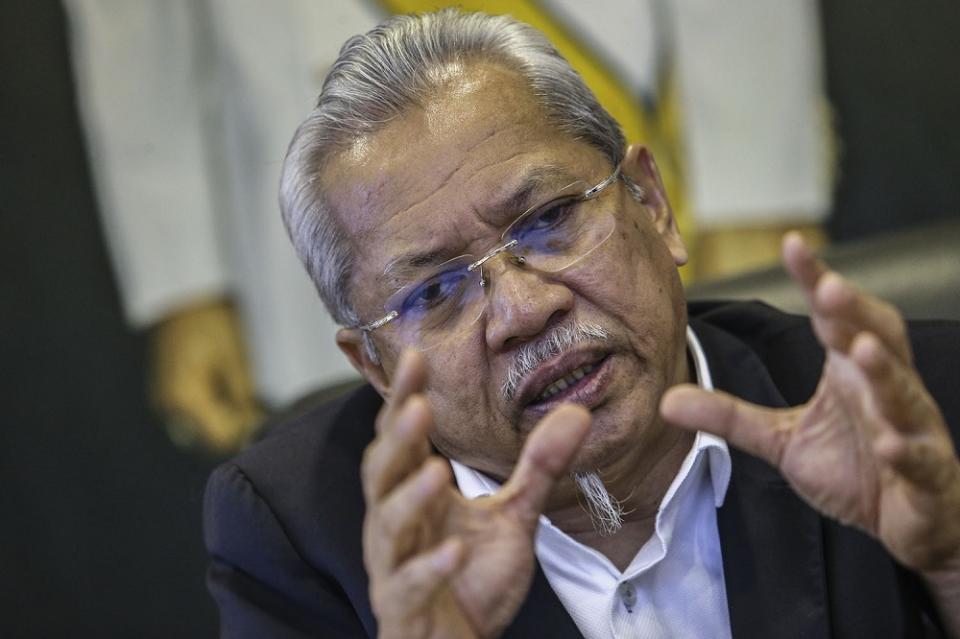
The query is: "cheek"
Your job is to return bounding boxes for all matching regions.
[421,343,519,471]
[584,222,678,314]
[575,219,686,355]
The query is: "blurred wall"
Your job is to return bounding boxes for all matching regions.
[820,0,960,240]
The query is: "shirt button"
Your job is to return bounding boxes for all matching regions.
[618,581,637,613]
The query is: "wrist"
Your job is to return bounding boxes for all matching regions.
[921,553,960,639]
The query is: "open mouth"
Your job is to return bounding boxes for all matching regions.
[523,353,613,415]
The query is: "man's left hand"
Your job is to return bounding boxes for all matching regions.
[661,232,960,630]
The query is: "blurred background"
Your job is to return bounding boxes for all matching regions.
[2,0,958,636]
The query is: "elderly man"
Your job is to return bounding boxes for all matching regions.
[204,10,960,638]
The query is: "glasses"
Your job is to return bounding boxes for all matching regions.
[358,166,623,350]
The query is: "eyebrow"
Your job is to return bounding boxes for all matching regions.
[381,165,574,287]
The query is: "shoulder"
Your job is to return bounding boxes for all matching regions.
[203,384,383,636]
[230,383,381,492]
[688,299,960,438]
[688,298,960,359]
[689,300,825,406]
[205,383,383,574]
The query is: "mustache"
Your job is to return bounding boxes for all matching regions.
[501,321,611,401]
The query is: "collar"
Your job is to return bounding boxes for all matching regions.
[451,325,731,507]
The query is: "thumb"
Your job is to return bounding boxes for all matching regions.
[499,404,592,528]
[661,384,790,467]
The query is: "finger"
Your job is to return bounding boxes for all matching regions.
[375,349,428,435]
[362,395,434,504]
[782,231,827,306]
[499,404,591,527]
[376,458,452,568]
[782,232,912,365]
[370,537,464,622]
[851,332,936,434]
[812,273,912,365]
[661,384,792,468]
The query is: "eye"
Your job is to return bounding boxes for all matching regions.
[400,268,469,314]
[513,197,579,239]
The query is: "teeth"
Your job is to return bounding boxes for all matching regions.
[536,363,597,402]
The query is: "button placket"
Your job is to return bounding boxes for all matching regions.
[617,581,637,613]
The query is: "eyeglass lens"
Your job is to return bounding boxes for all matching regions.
[383,177,617,350]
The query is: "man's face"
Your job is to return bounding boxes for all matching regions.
[328,64,688,482]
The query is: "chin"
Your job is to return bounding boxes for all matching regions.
[571,382,665,473]
[566,414,638,473]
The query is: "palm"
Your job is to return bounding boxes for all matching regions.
[445,496,539,635]
[778,352,885,531]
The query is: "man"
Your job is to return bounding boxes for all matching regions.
[204,10,960,638]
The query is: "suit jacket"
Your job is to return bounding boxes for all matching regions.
[204,301,960,638]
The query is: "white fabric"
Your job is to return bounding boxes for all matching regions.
[451,326,732,639]
[544,0,829,227]
[66,0,231,325]
[65,0,381,404]
[671,0,829,225]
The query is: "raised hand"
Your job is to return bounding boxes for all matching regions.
[661,232,960,578]
[361,350,591,638]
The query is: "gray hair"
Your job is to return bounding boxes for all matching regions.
[501,320,610,401]
[279,9,626,360]
[573,471,626,536]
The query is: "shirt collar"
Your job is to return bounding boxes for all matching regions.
[451,325,731,507]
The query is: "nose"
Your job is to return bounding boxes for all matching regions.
[482,256,575,353]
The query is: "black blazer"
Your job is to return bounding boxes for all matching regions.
[204,302,960,638]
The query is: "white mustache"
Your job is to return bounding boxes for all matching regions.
[501,321,610,401]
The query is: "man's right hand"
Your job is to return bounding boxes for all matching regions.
[362,350,591,639]
[150,298,263,454]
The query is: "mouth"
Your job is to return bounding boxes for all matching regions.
[517,351,614,418]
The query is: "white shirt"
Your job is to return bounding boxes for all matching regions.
[451,326,733,638]
[542,0,829,227]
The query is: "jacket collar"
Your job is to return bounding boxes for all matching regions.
[691,318,830,639]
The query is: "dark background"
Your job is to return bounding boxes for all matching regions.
[819,0,960,239]
[1,2,217,636]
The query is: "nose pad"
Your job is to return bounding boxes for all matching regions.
[481,254,574,351]
[477,253,526,288]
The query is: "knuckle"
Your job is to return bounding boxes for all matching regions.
[889,309,907,337]
[361,442,382,484]
[378,509,401,539]
[374,405,389,432]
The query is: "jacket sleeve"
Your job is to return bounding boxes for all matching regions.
[64,0,230,327]
[204,463,370,638]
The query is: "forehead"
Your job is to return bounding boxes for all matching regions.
[322,64,607,292]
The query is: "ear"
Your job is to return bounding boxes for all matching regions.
[621,144,688,266]
[336,328,393,400]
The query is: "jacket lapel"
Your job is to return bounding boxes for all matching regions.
[504,564,582,638]
[693,319,831,639]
